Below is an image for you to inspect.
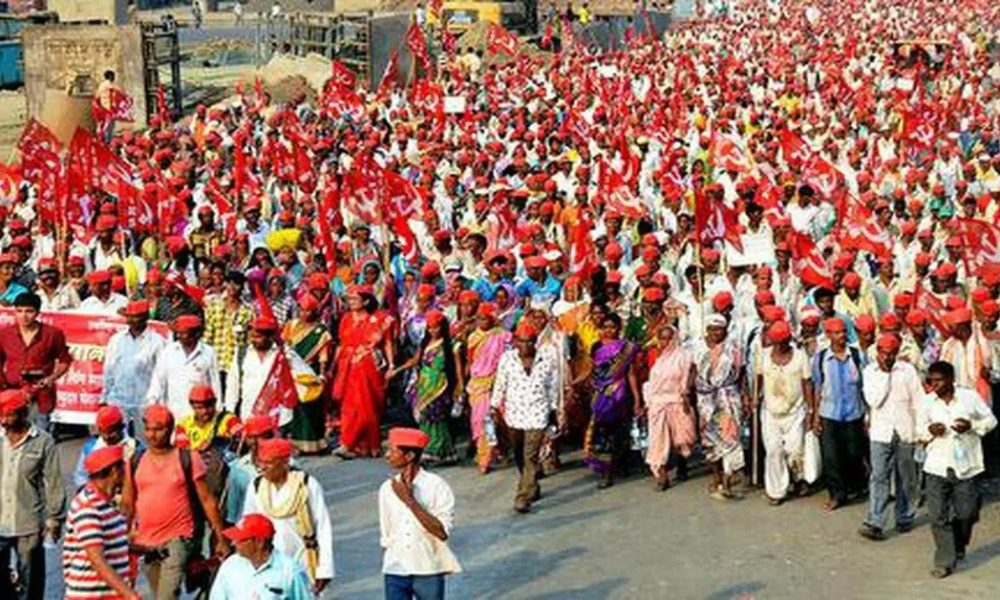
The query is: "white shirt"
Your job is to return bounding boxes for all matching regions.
[378,470,461,576]
[862,360,923,444]
[916,387,998,479]
[224,347,278,422]
[78,293,128,315]
[489,348,557,430]
[146,341,222,421]
[243,471,335,580]
[103,327,167,408]
[38,284,80,312]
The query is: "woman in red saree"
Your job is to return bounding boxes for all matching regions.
[332,284,395,458]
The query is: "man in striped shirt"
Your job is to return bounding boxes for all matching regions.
[63,446,139,600]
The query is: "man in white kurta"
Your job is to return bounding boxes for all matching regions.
[243,438,334,593]
[145,315,221,422]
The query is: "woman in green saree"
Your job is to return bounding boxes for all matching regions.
[390,309,463,465]
[282,293,333,454]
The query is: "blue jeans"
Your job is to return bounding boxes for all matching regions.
[385,574,445,600]
[865,435,917,530]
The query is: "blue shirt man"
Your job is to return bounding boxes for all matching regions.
[210,514,314,600]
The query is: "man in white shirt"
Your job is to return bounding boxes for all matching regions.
[36,259,80,312]
[244,438,333,594]
[490,321,557,513]
[379,428,461,600]
[225,316,280,422]
[146,315,221,422]
[79,270,128,315]
[917,361,997,578]
[103,300,166,437]
[859,334,923,541]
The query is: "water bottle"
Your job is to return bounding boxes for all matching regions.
[953,438,972,475]
[484,414,498,447]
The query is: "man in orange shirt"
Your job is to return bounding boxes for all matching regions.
[123,405,229,599]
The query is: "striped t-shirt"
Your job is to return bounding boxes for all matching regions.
[63,484,131,599]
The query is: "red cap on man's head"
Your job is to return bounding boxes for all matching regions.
[712,291,734,311]
[388,427,431,450]
[189,385,216,404]
[172,315,203,332]
[905,309,929,327]
[143,404,174,428]
[767,321,792,343]
[761,305,786,323]
[0,390,29,413]
[222,514,276,542]
[257,438,294,461]
[855,315,876,334]
[95,405,125,433]
[84,445,124,475]
[251,316,279,332]
[892,293,913,309]
[842,272,862,290]
[823,317,846,333]
[944,307,973,326]
[86,270,112,285]
[876,333,901,353]
[242,415,275,437]
[879,313,901,330]
[122,300,150,317]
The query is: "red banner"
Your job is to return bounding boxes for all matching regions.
[0,310,170,425]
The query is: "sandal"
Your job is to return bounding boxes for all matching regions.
[822,499,842,512]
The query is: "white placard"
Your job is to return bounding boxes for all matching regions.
[444,96,466,114]
[725,232,776,267]
[597,64,618,78]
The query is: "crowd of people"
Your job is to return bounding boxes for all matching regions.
[2,0,1000,596]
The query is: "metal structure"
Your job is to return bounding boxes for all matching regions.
[139,18,182,121]
[280,10,411,88]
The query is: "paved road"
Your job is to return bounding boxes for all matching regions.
[46,440,1000,599]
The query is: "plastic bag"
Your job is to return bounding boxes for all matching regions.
[804,430,822,484]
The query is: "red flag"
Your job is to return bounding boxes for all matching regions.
[441,27,458,55]
[341,158,384,224]
[330,60,357,89]
[322,80,366,120]
[486,23,519,56]
[913,283,948,337]
[92,87,135,126]
[712,134,752,173]
[569,211,599,279]
[253,350,299,415]
[294,146,316,193]
[541,24,554,50]
[754,176,782,210]
[802,155,840,199]
[779,129,812,167]
[405,23,431,74]
[599,161,644,219]
[377,50,399,101]
[616,130,640,188]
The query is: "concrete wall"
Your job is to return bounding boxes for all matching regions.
[21,24,148,133]
[48,0,129,25]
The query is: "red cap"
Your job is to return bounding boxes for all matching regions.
[879,313,901,330]
[0,389,29,413]
[712,291,734,311]
[426,309,447,331]
[767,321,792,343]
[604,242,624,261]
[95,405,124,432]
[476,302,498,318]
[37,257,58,273]
[606,270,623,285]
[417,283,436,299]
[800,306,822,326]
[515,320,539,339]
[420,262,440,278]
[892,293,913,308]
[222,514,276,542]
[971,287,992,303]
[242,415,275,437]
[387,427,431,450]
[915,252,934,267]
[143,404,174,427]
[642,287,666,303]
[297,293,319,312]
[854,315,876,333]
[982,299,999,318]
[189,385,216,404]
[876,333,901,352]
[166,236,188,255]
[755,290,775,306]
[172,315,203,332]
[257,438,294,461]
[86,270,112,285]
[122,300,150,317]
[842,272,862,290]
[524,256,548,269]
[933,263,957,279]
[83,445,124,475]
[823,317,846,333]
[251,316,279,332]
[458,290,480,304]
[761,305,786,323]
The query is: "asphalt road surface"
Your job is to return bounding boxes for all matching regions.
[44,438,1000,599]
